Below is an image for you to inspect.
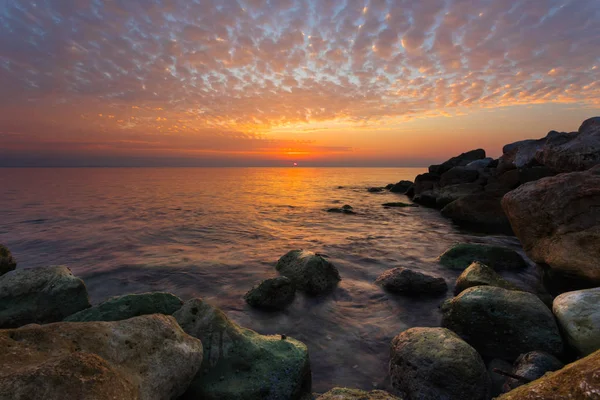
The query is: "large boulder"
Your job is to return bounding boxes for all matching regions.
[0,315,203,400]
[438,243,528,271]
[412,173,440,196]
[276,250,341,295]
[496,349,600,400]
[389,327,489,400]
[0,266,90,328]
[504,351,564,391]
[412,190,439,208]
[502,166,600,286]
[389,180,413,194]
[174,298,311,400]
[435,183,484,208]
[375,267,447,296]
[498,138,546,173]
[316,387,402,399]
[553,287,600,356]
[0,244,16,276]
[465,157,494,170]
[64,292,183,322]
[454,262,519,295]
[244,277,296,310]
[441,192,512,233]
[441,286,563,360]
[439,167,479,187]
[429,149,486,175]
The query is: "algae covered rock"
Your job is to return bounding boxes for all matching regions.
[244,277,296,310]
[375,267,447,296]
[317,387,402,399]
[0,244,16,276]
[64,292,183,322]
[504,351,564,391]
[441,286,563,360]
[389,327,489,400]
[0,266,90,328]
[174,298,311,400]
[454,262,519,295]
[0,314,203,400]
[276,250,341,295]
[553,287,600,356]
[438,243,528,271]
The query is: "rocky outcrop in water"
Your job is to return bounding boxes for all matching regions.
[327,205,356,215]
[174,298,311,400]
[389,327,489,400]
[454,261,519,295]
[441,286,563,360]
[276,250,341,295]
[244,276,296,310]
[437,243,527,271]
[0,266,90,328]
[0,244,16,276]
[389,180,413,194]
[375,267,447,296]
[504,351,564,392]
[553,287,600,356]
[64,292,183,322]
[0,315,203,400]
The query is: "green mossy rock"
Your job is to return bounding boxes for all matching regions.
[441,286,563,360]
[438,243,528,271]
[175,298,311,400]
[0,244,16,276]
[0,266,90,328]
[244,277,296,310]
[454,261,520,295]
[64,292,183,322]
[276,250,341,295]
[317,387,402,399]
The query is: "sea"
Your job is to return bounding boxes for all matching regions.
[0,167,536,392]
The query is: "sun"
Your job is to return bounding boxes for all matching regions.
[293,162,298,166]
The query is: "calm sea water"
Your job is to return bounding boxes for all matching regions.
[0,168,536,392]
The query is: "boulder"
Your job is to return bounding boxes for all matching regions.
[174,298,311,400]
[0,266,90,328]
[454,262,519,295]
[367,187,385,193]
[316,387,402,399]
[412,173,440,196]
[327,205,356,215]
[435,183,484,208]
[518,166,555,184]
[441,192,512,234]
[485,170,520,195]
[276,250,341,295]
[375,267,447,296]
[441,286,563,360]
[0,315,203,400]
[487,358,512,397]
[504,351,564,391]
[439,167,479,187]
[0,244,16,276]
[389,327,489,400]
[498,138,546,173]
[389,180,413,194]
[502,166,600,285]
[496,349,600,400]
[429,149,486,175]
[412,190,439,208]
[465,158,494,170]
[385,183,395,190]
[244,277,296,310]
[553,287,600,356]
[381,202,418,208]
[438,243,528,271]
[64,292,183,322]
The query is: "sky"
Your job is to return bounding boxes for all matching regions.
[0,0,599,167]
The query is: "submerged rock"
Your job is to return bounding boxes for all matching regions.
[0,266,90,328]
[505,351,564,391]
[389,180,413,194]
[327,205,356,215]
[64,292,183,322]
[276,250,341,295]
[0,244,16,276]
[244,277,296,310]
[375,267,447,296]
[390,327,489,400]
[441,192,512,234]
[454,261,519,295]
[496,349,600,400]
[174,298,311,400]
[316,387,402,399]
[381,202,418,208]
[0,314,203,400]
[438,243,528,271]
[367,187,385,193]
[553,287,600,356]
[441,286,563,360]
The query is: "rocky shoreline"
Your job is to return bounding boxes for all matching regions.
[1,117,599,399]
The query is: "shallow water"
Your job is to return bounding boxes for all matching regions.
[0,167,536,392]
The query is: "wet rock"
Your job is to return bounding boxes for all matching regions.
[390,180,413,193]
[385,183,395,190]
[487,358,512,397]
[276,250,341,295]
[439,167,479,187]
[412,173,440,196]
[0,244,16,276]
[244,277,296,310]
[412,190,439,208]
[454,261,519,295]
[327,205,356,215]
[316,387,402,399]
[441,286,563,360]
[404,185,414,198]
[496,349,600,400]
[438,243,528,271]
[390,327,489,400]
[435,183,484,208]
[174,298,311,400]
[505,351,564,391]
[0,314,203,400]
[64,292,183,322]
[375,267,447,296]
[553,287,600,356]
[0,266,90,328]
[429,149,487,175]
[502,166,600,286]
[441,192,512,233]
[381,202,418,208]
[367,187,385,193]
